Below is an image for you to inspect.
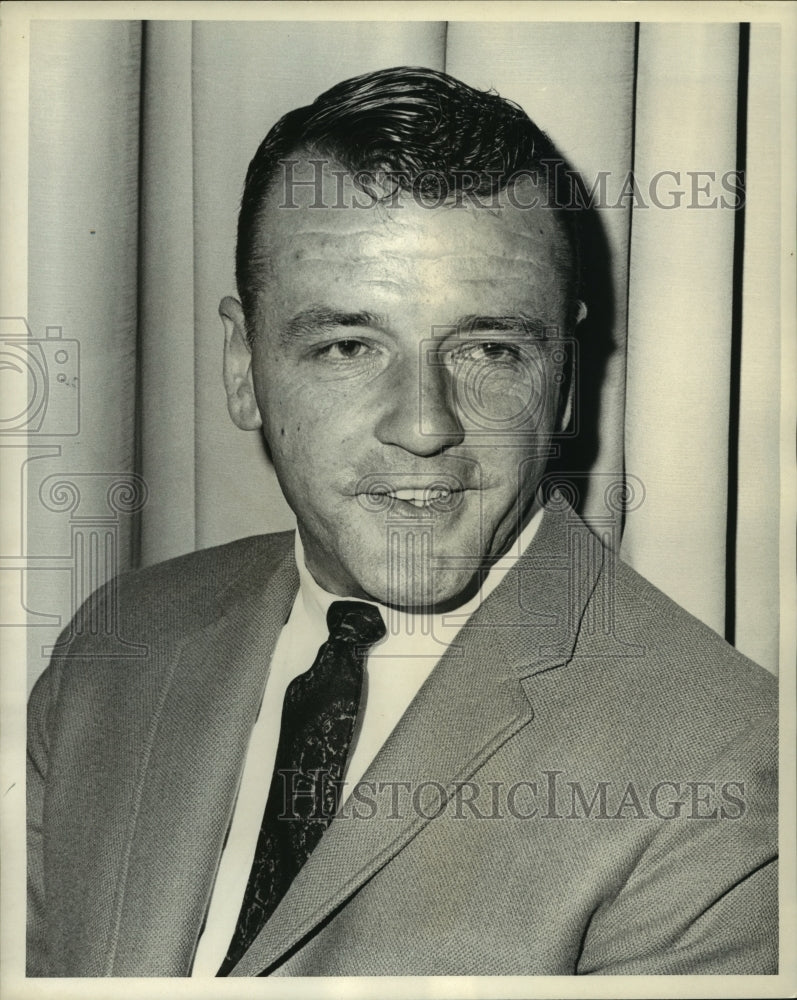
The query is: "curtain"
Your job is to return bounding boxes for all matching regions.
[24,19,782,685]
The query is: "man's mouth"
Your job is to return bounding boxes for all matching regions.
[355,473,466,513]
[370,486,453,509]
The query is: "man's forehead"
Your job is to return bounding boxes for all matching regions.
[258,159,569,259]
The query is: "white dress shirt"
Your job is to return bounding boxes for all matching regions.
[191,508,543,975]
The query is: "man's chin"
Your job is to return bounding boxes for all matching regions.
[363,568,483,614]
[315,520,499,610]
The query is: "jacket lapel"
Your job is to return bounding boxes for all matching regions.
[233,504,604,976]
[109,541,299,976]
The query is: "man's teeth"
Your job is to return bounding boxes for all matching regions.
[378,487,452,507]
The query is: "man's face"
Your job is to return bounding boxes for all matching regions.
[223,165,578,609]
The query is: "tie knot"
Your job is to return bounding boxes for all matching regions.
[327,600,386,646]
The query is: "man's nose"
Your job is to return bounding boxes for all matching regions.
[374,350,465,455]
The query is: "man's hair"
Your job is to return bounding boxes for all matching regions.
[237,66,581,334]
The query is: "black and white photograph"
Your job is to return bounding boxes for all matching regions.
[1,2,794,997]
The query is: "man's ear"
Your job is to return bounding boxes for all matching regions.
[557,299,587,432]
[220,296,263,431]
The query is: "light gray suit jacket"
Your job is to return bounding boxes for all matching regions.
[27,504,777,976]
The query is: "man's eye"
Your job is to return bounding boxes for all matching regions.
[318,340,371,360]
[454,342,522,363]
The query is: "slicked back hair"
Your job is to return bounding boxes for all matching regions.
[237,66,581,335]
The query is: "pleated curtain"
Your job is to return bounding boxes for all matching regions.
[26,20,781,684]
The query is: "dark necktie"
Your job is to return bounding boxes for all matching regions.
[217,600,386,976]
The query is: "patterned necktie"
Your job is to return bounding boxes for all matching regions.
[217,600,386,976]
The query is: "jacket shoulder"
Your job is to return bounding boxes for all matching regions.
[29,530,296,737]
[41,530,295,675]
[569,553,778,758]
[112,531,295,632]
[613,556,775,694]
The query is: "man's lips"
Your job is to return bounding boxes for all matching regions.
[353,472,469,512]
[370,486,456,509]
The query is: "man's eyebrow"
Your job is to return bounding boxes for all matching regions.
[455,314,548,336]
[281,306,387,343]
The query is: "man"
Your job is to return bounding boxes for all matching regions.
[27,67,777,977]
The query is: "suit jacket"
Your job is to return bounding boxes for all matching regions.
[27,504,778,977]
